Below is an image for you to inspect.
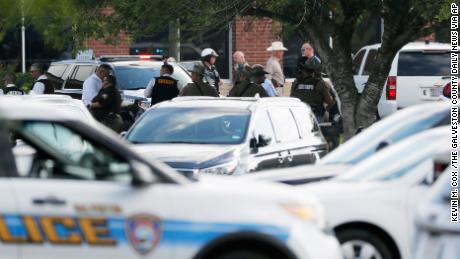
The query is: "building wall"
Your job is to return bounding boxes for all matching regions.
[233,17,282,67]
[84,33,130,57]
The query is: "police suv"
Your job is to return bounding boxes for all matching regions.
[46,55,192,127]
[0,98,342,259]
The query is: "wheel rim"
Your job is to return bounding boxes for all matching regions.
[341,240,383,259]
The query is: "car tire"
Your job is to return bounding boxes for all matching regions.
[337,228,395,259]
[215,250,272,259]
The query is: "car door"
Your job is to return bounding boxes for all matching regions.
[267,107,304,168]
[352,48,367,93]
[0,122,20,259]
[290,107,327,165]
[59,65,96,99]
[248,109,282,171]
[8,120,173,259]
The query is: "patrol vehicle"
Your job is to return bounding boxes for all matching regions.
[46,55,192,127]
[0,98,342,259]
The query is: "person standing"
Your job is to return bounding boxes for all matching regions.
[266,41,287,96]
[301,42,321,63]
[233,51,249,86]
[179,64,219,97]
[144,62,179,106]
[251,64,277,97]
[89,75,123,132]
[290,57,335,121]
[29,63,54,95]
[201,48,221,94]
[82,64,111,107]
[229,66,268,98]
[3,74,24,95]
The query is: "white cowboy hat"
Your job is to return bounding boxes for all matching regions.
[266,41,288,52]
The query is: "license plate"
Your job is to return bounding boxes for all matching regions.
[422,88,441,97]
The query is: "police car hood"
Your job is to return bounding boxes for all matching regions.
[132,143,238,169]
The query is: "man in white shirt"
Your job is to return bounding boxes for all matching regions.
[30,63,54,95]
[82,64,111,106]
[266,41,288,96]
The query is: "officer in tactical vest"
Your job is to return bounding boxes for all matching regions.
[179,64,219,97]
[3,74,24,95]
[144,62,179,106]
[30,63,54,94]
[229,66,268,98]
[290,57,335,120]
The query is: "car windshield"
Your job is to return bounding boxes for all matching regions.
[334,129,447,182]
[320,105,449,165]
[114,64,191,90]
[127,107,251,144]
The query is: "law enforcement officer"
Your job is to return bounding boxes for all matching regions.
[252,64,277,97]
[89,75,123,132]
[3,73,24,95]
[29,63,54,94]
[144,62,179,106]
[201,48,222,94]
[229,66,268,97]
[290,57,335,120]
[179,64,219,97]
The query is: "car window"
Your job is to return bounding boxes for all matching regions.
[398,51,450,76]
[290,107,321,142]
[128,107,250,144]
[11,121,132,182]
[268,108,300,143]
[73,65,95,82]
[362,49,377,76]
[253,110,276,146]
[47,64,69,78]
[114,64,192,90]
[320,105,450,165]
[352,49,365,75]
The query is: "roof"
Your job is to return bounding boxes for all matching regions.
[154,97,306,111]
[363,42,450,51]
[0,96,89,121]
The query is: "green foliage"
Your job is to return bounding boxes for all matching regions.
[0,65,33,93]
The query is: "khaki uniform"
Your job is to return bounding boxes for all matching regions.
[229,80,268,97]
[179,81,219,97]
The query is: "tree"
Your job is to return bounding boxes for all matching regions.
[103,0,449,138]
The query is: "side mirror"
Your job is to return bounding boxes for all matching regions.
[376,141,389,151]
[130,160,156,187]
[120,131,128,138]
[258,134,271,147]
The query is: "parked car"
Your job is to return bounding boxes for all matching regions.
[47,55,192,127]
[0,98,342,259]
[243,102,450,185]
[297,126,449,259]
[413,163,457,259]
[353,42,450,118]
[125,97,328,177]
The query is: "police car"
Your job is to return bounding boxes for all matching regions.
[0,98,342,259]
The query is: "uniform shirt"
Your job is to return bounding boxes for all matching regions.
[4,84,24,95]
[266,56,285,87]
[30,74,48,95]
[228,80,268,98]
[82,73,102,106]
[262,79,278,97]
[179,81,219,97]
[203,63,221,92]
[90,86,121,120]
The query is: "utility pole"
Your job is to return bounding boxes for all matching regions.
[21,0,26,73]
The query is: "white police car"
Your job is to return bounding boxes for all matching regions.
[0,98,342,259]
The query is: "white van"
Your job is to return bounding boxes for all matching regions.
[352,42,450,118]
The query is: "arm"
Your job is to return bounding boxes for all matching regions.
[144,79,155,97]
[29,82,45,95]
[82,79,99,106]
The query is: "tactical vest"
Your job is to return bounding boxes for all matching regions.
[291,76,324,113]
[37,79,54,94]
[4,86,24,95]
[151,76,179,106]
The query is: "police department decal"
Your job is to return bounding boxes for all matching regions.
[126,214,163,255]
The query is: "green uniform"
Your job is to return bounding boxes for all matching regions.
[290,76,330,115]
[228,80,268,97]
[179,81,219,97]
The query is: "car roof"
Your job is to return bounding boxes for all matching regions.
[0,96,88,121]
[363,42,450,51]
[153,97,307,111]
